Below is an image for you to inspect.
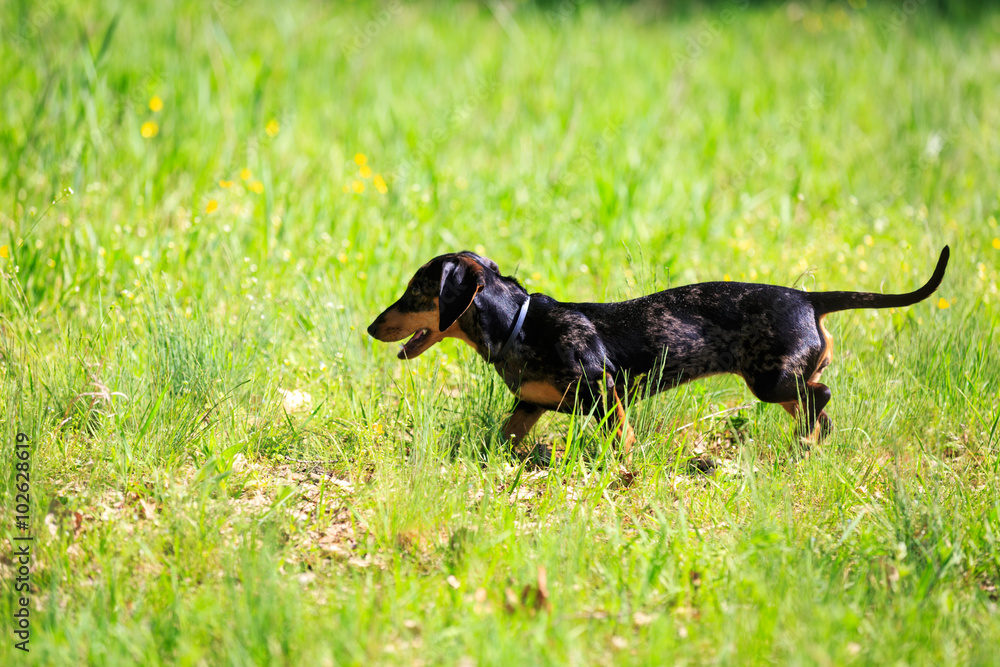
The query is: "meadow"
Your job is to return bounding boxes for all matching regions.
[2,0,1000,664]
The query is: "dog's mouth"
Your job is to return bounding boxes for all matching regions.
[398,328,434,359]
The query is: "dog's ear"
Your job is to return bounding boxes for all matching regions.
[469,253,498,274]
[439,256,486,331]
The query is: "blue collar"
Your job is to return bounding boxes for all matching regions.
[495,296,530,361]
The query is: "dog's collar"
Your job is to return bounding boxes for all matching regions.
[495,295,530,361]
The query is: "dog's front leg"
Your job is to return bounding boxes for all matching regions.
[501,401,546,448]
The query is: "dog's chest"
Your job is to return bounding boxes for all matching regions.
[490,357,572,409]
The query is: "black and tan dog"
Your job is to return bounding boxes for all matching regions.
[368,247,949,455]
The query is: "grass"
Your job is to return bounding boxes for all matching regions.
[2,0,1000,664]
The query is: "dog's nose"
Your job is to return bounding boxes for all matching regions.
[366,320,379,338]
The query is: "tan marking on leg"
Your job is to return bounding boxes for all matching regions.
[811,314,834,383]
[782,399,822,439]
[816,410,832,439]
[605,374,636,459]
[501,405,545,447]
[780,382,831,441]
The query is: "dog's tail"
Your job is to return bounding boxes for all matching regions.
[807,246,949,315]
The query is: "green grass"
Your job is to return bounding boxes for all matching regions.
[3,0,1000,664]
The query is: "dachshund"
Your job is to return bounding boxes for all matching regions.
[368,247,949,456]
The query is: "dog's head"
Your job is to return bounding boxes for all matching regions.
[367,251,499,359]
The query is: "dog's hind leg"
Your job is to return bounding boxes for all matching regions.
[748,373,832,440]
[781,382,833,440]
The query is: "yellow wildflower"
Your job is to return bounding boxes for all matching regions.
[359,164,373,178]
[149,96,163,112]
[205,199,219,214]
[374,174,387,194]
[993,237,1000,249]
[351,180,364,193]
[354,153,367,166]
[140,121,159,138]
[937,297,950,309]
[265,119,280,137]
[240,168,252,181]
[220,180,234,188]
[251,181,264,194]
[0,245,8,259]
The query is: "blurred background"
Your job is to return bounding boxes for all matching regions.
[4,0,999,456]
[3,2,1000,664]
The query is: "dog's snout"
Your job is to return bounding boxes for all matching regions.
[366,320,379,338]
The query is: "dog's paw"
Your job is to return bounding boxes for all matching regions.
[609,466,636,489]
[687,455,717,475]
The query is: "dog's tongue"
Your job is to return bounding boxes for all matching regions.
[398,328,429,359]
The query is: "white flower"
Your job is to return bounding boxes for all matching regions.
[278,388,312,413]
